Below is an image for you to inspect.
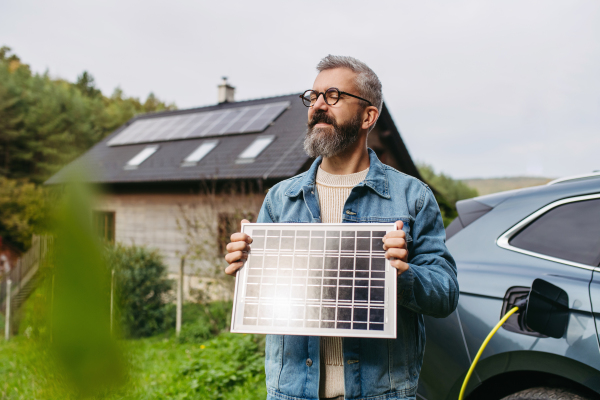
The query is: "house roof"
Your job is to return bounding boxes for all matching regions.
[46,93,420,185]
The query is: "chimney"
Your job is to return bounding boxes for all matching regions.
[218,77,235,103]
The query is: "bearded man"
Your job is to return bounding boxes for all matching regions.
[225,55,458,400]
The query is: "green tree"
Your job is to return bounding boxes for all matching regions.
[0,176,49,251]
[0,46,176,185]
[418,163,479,226]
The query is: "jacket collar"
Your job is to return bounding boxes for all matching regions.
[284,148,390,199]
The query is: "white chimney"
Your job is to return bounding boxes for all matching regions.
[218,77,235,103]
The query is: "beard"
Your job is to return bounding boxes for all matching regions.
[303,110,363,158]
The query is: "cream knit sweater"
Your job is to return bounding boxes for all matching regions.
[316,165,369,399]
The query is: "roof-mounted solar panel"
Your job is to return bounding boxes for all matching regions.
[107,101,290,146]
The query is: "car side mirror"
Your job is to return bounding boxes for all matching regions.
[524,279,569,339]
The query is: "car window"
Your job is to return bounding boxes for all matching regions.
[509,198,600,266]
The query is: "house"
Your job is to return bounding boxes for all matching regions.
[47,80,423,300]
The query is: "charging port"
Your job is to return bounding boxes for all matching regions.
[501,286,546,338]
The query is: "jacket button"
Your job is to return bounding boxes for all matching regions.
[306,358,313,367]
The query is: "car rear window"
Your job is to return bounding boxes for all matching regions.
[509,198,600,266]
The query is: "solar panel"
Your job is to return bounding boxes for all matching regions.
[106,101,290,146]
[231,223,397,338]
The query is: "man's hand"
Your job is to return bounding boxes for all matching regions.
[224,219,252,276]
[383,220,409,276]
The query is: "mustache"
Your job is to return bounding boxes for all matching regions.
[308,111,336,129]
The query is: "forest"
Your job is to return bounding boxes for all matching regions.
[0,46,175,251]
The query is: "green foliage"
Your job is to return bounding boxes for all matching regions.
[105,244,173,338]
[0,332,267,400]
[418,163,479,226]
[0,46,176,185]
[178,333,266,399]
[0,176,50,250]
[167,301,233,344]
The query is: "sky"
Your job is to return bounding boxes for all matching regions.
[1,0,599,179]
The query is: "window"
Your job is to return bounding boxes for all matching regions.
[181,140,218,167]
[217,211,255,255]
[93,211,115,243]
[125,145,159,169]
[509,198,600,266]
[236,136,274,163]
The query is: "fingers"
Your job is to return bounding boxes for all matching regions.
[388,258,409,276]
[230,232,253,243]
[386,247,408,261]
[395,220,404,231]
[225,249,248,264]
[226,241,250,253]
[225,261,245,276]
[382,237,406,251]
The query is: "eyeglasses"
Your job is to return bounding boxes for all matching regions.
[300,87,372,107]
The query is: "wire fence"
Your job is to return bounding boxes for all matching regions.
[1,235,53,319]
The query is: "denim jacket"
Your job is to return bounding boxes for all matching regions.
[257,149,459,400]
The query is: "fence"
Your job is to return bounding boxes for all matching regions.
[1,235,53,326]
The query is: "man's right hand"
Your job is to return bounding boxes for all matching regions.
[224,219,252,276]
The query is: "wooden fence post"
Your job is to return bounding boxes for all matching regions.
[4,279,10,341]
[176,258,184,336]
[110,269,115,334]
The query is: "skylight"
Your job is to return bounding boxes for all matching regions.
[124,146,159,169]
[181,140,219,167]
[237,136,274,162]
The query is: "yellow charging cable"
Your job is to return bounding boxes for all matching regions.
[458,306,520,400]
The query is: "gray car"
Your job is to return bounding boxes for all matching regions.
[417,172,600,400]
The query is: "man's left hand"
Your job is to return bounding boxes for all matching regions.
[383,220,409,276]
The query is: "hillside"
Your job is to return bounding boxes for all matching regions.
[461,177,554,196]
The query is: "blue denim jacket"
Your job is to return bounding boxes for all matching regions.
[257,149,459,400]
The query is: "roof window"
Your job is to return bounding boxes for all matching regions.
[182,140,219,167]
[237,136,274,163]
[124,145,159,170]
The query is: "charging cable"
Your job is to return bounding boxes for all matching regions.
[458,299,527,400]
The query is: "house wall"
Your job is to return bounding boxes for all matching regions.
[94,191,264,300]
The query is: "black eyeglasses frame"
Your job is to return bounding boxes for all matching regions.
[299,87,373,107]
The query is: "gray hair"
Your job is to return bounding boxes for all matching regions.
[316,55,383,116]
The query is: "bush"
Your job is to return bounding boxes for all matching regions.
[105,244,173,338]
[172,301,233,344]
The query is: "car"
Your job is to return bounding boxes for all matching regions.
[417,172,600,400]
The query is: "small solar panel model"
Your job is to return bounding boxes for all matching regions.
[231,223,398,339]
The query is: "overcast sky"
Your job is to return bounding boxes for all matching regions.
[1,0,599,179]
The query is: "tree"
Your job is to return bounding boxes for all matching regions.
[418,163,479,226]
[0,176,49,251]
[0,46,176,185]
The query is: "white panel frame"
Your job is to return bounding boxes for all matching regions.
[231,222,398,339]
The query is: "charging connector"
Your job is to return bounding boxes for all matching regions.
[458,300,526,400]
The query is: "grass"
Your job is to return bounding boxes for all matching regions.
[0,332,267,400]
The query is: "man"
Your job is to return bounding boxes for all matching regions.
[225,55,458,400]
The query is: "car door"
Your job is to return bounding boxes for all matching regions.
[451,194,600,399]
[589,270,600,350]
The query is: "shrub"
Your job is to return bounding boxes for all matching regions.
[104,244,172,338]
[173,301,233,344]
[179,333,266,399]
